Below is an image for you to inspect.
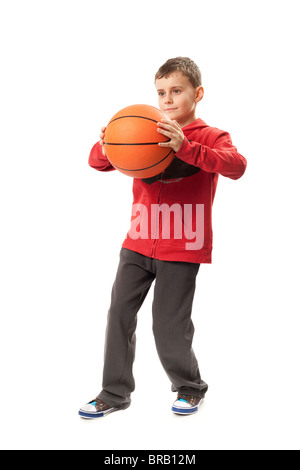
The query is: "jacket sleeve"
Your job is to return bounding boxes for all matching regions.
[175,132,247,180]
[88,142,116,172]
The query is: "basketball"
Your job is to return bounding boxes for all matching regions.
[103,104,175,178]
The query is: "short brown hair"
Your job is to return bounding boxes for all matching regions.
[155,57,202,88]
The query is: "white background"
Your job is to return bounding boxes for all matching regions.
[1,0,299,450]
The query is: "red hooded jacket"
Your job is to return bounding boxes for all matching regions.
[88,118,247,264]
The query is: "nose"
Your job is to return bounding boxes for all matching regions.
[164,92,173,104]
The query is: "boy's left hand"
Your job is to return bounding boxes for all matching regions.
[157,119,184,153]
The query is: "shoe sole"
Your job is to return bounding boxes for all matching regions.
[172,398,203,415]
[78,407,117,419]
[172,406,199,415]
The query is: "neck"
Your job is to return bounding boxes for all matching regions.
[178,115,197,128]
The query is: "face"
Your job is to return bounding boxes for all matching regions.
[156,72,204,127]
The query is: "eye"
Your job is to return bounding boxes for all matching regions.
[158,91,165,97]
[173,89,181,94]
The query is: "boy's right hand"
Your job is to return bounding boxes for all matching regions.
[99,126,106,156]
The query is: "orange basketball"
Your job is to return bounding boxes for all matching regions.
[103,104,174,178]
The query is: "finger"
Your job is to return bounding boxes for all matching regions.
[161,118,179,128]
[158,124,178,137]
[158,120,176,130]
[157,128,172,138]
[172,120,181,129]
[158,141,172,147]
[100,126,106,138]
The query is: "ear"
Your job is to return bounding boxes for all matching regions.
[195,86,204,103]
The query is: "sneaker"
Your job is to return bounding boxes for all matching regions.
[172,394,203,415]
[78,398,117,419]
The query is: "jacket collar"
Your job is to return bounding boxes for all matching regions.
[182,118,208,131]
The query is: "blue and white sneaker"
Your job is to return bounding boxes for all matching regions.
[172,394,203,415]
[78,398,117,419]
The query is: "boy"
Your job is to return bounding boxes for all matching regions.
[79,57,247,419]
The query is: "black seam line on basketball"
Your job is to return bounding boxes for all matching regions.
[111,149,173,172]
[108,115,159,125]
[104,142,169,146]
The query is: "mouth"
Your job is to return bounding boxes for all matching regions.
[165,108,178,112]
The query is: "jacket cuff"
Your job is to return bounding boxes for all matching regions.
[175,136,191,159]
[175,137,202,168]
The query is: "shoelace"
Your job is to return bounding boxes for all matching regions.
[177,393,200,405]
[178,394,192,400]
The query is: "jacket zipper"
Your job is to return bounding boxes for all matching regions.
[151,173,165,258]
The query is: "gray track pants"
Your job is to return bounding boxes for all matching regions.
[97,248,208,408]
